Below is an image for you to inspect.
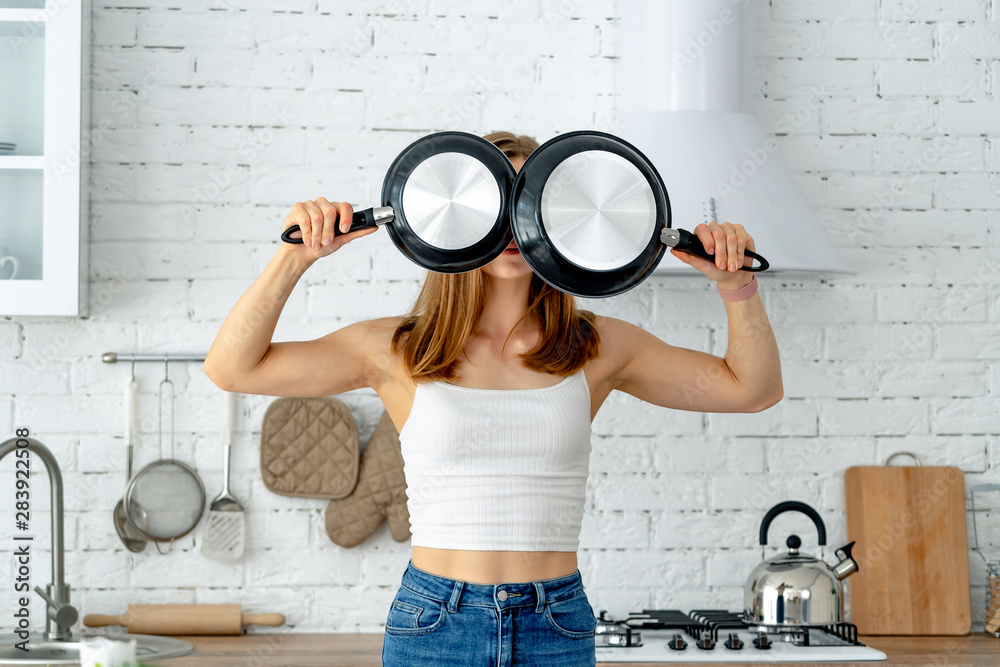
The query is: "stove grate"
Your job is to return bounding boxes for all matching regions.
[625,609,752,642]
[689,609,751,641]
[822,621,860,645]
[625,609,702,638]
[617,610,865,647]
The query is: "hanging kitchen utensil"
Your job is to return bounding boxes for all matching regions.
[744,500,859,627]
[202,390,246,560]
[124,360,206,555]
[510,130,768,298]
[114,371,147,553]
[969,483,1000,636]
[280,131,517,272]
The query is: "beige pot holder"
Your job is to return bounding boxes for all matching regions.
[260,397,360,499]
[324,410,411,548]
[260,397,410,548]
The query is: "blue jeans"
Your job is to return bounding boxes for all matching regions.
[381,560,597,666]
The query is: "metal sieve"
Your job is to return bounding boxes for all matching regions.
[124,360,206,555]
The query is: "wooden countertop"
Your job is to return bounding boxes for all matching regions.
[149,633,999,666]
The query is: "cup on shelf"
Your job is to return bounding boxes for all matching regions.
[0,234,20,280]
[0,255,17,279]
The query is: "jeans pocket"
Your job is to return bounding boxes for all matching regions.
[384,589,446,636]
[543,593,597,639]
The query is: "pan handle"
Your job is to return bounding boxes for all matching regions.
[280,206,394,244]
[661,228,769,272]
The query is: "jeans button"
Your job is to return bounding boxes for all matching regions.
[497,590,508,601]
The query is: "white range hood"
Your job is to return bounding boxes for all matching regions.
[617,0,852,275]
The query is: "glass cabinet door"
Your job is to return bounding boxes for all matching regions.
[0,1,87,315]
[0,18,44,280]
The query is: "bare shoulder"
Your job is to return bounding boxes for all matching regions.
[593,314,640,337]
[338,315,406,357]
[333,315,403,340]
[593,314,649,354]
[587,315,645,389]
[356,315,408,339]
[346,315,412,387]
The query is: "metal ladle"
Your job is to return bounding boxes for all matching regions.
[114,363,147,552]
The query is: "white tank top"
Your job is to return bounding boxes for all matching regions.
[398,368,592,551]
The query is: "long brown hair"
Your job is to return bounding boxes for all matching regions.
[391,131,601,382]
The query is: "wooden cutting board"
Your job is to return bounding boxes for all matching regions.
[845,463,970,635]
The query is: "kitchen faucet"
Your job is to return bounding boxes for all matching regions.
[0,437,79,641]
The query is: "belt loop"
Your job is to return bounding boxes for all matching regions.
[533,581,546,614]
[448,580,464,613]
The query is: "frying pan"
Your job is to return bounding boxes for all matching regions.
[280,131,516,273]
[279,129,769,297]
[510,130,768,298]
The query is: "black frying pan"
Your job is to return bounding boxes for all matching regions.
[281,130,768,294]
[280,132,516,273]
[510,130,768,298]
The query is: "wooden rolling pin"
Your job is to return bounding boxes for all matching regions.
[83,604,285,636]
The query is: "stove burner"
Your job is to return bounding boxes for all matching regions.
[594,610,643,648]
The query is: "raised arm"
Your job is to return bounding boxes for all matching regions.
[203,198,381,397]
[607,221,783,413]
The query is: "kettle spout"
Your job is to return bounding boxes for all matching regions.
[832,541,859,580]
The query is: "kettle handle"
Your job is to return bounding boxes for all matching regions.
[759,500,827,546]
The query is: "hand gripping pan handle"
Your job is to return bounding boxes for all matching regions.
[660,228,770,272]
[280,206,394,244]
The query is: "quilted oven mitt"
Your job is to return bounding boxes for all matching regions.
[260,397,360,499]
[324,410,411,548]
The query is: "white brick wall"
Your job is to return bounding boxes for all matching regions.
[1,0,997,636]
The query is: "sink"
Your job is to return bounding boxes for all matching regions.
[0,439,195,664]
[0,634,194,665]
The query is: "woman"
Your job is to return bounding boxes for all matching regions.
[204,131,782,666]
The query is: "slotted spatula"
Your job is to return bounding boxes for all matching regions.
[202,390,246,560]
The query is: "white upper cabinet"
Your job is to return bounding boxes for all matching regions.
[0,0,90,316]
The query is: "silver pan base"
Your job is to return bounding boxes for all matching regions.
[540,150,657,271]
[401,152,503,251]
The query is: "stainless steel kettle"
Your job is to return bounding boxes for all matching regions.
[744,501,860,627]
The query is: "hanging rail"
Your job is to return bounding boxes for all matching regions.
[102,352,207,364]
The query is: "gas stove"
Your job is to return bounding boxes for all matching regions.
[594,610,886,663]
